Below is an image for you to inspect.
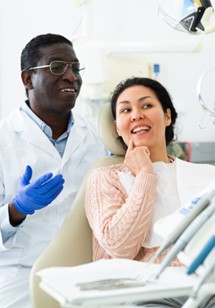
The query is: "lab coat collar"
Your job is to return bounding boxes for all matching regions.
[13,109,61,159]
[9,107,88,161]
[61,112,89,165]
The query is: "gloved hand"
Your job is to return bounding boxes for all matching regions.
[13,165,65,215]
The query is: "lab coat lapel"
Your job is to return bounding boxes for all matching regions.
[11,108,61,159]
[61,114,87,166]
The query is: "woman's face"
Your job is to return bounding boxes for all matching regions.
[115,85,171,151]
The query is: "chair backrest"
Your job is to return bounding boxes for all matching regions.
[30,103,125,308]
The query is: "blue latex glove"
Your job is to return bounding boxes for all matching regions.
[13,165,65,215]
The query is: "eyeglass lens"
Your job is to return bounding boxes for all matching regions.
[50,61,83,75]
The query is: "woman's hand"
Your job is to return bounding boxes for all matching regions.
[124,140,153,176]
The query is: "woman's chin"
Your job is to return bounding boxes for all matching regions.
[133,140,149,148]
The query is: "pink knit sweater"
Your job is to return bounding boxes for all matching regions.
[85,163,182,266]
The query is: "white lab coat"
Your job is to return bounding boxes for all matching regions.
[0,106,107,307]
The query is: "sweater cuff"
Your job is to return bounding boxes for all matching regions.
[135,170,158,196]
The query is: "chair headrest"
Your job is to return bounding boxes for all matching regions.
[98,103,126,156]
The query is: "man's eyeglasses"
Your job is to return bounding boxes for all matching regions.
[28,61,85,76]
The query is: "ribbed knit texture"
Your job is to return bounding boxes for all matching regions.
[85,163,182,266]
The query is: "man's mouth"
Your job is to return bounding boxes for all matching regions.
[60,88,76,93]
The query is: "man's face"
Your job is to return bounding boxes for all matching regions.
[26,43,82,118]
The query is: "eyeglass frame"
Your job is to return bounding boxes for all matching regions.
[28,60,85,76]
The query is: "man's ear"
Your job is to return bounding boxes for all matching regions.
[114,121,121,136]
[165,108,172,127]
[21,70,33,90]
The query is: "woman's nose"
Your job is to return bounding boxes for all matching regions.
[131,109,144,121]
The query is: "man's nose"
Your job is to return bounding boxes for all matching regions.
[62,66,78,81]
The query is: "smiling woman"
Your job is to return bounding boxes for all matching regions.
[84,76,215,307]
[114,85,172,164]
[111,77,177,160]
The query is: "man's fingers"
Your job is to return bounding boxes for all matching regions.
[31,173,53,188]
[20,165,33,185]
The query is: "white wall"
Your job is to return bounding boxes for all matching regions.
[1,0,215,142]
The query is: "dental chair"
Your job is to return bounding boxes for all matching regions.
[29,103,125,308]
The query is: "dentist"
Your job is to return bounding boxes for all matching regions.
[0,33,107,308]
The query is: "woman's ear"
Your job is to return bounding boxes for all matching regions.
[21,70,33,90]
[165,108,172,127]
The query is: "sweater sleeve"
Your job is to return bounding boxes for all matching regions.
[85,166,158,259]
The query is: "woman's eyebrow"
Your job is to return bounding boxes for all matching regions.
[117,100,130,105]
[118,95,153,104]
[117,95,154,105]
[138,95,152,102]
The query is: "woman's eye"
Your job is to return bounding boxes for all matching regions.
[121,108,131,113]
[142,103,152,109]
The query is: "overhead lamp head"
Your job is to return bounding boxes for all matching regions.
[158,0,215,34]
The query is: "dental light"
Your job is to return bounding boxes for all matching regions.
[158,0,215,34]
